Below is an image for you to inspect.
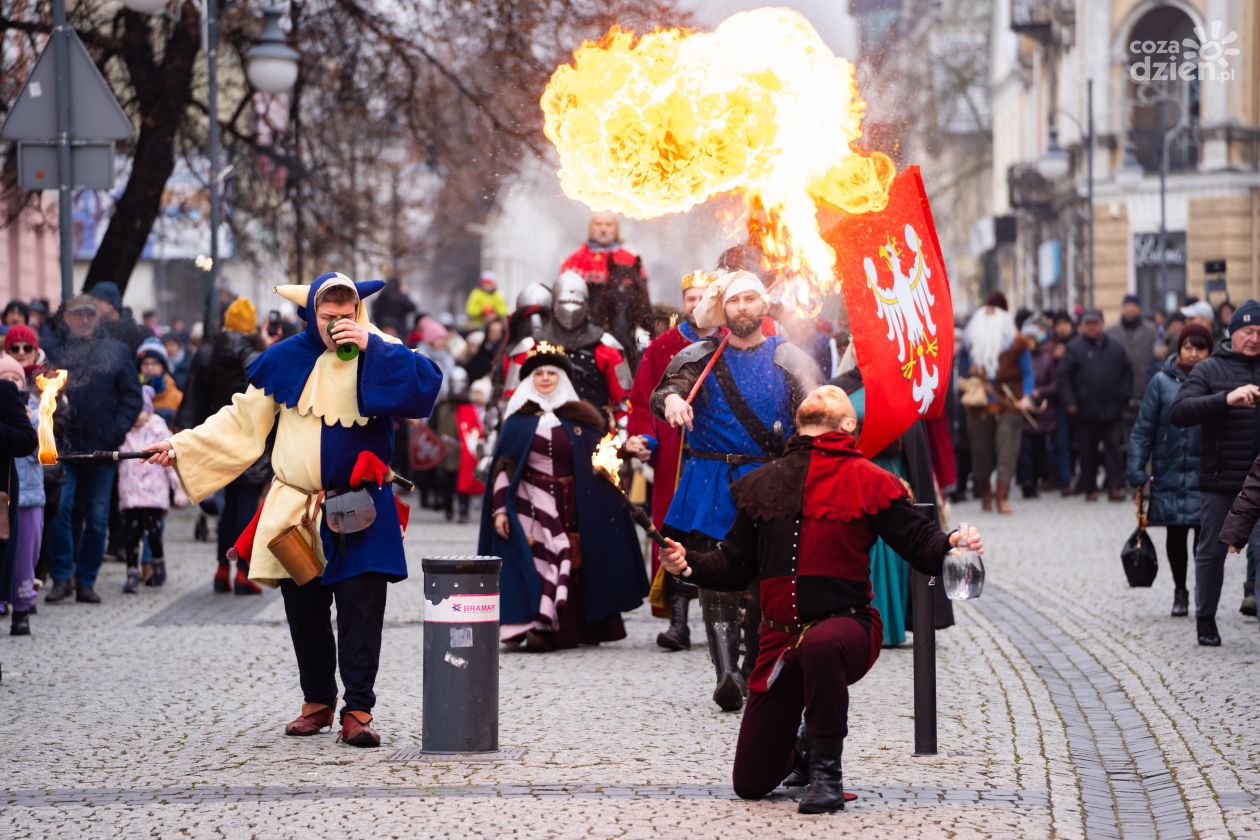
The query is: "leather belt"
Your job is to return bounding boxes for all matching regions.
[762,607,862,636]
[690,450,773,466]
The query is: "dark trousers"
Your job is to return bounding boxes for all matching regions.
[1017,431,1051,491]
[1164,525,1198,591]
[731,616,875,800]
[121,507,165,566]
[47,463,117,587]
[217,478,262,564]
[1195,491,1260,618]
[1073,419,1124,493]
[279,573,389,715]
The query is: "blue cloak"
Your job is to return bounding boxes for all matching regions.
[478,405,648,626]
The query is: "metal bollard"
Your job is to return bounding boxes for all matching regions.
[911,503,938,756]
[421,555,502,753]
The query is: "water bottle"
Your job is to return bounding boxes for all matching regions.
[327,316,360,362]
[943,521,985,600]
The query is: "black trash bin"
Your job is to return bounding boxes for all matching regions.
[421,555,502,753]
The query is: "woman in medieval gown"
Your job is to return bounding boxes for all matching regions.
[478,343,647,652]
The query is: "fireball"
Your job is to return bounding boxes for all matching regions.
[541,7,895,312]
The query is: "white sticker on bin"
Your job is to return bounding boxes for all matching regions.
[424,594,499,623]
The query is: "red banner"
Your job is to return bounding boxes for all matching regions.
[827,166,954,457]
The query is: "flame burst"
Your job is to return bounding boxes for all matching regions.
[591,432,624,489]
[35,369,67,465]
[542,7,895,312]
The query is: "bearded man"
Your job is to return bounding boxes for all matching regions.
[625,270,725,650]
[960,293,1034,513]
[651,270,822,711]
[659,385,984,814]
[505,271,631,419]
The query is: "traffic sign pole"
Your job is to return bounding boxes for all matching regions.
[53,0,74,301]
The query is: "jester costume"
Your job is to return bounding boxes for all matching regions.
[168,273,443,744]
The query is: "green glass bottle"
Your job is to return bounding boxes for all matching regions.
[327,317,360,361]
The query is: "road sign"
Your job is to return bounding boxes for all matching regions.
[0,30,131,142]
[17,141,114,190]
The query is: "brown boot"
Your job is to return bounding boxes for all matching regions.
[285,701,336,736]
[338,710,380,747]
[995,480,1013,514]
[978,477,993,512]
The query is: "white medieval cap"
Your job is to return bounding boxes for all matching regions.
[692,270,767,330]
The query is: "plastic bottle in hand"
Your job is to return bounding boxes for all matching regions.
[326,316,360,361]
[943,521,985,600]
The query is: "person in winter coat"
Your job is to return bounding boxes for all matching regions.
[0,355,41,635]
[464,273,509,328]
[1057,309,1133,501]
[1016,318,1058,498]
[44,294,144,605]
[1169,299,1260,646]
[1127,323,1212,617]
[176,297,269,594]
[118,386,188,592]
[1106,294,1159,431]
[136,337,183,424]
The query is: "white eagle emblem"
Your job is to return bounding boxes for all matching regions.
[865,223,940,415]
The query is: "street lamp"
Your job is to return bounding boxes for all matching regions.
[1115,142,1143,188]
[245,6,301,94]
[121,0,299,334]
[1035,127,1070,181]
[1036,79,1095,307]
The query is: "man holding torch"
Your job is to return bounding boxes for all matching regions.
[624,269,722,651]
[143,273,443,747]
[650,269,822,712]
[659,385,984,814]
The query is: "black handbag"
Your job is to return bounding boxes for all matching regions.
[1121,485,1159,587]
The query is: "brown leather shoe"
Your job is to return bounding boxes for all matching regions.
[338,710,380,747]
[1084,492,1099,502]
[285,701,335,736]
[1107,488,1127,502]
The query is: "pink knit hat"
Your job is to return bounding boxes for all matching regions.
[0,353,27,386]
[420,318,449,345]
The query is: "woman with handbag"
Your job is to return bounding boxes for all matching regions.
[1126,323,1212,616]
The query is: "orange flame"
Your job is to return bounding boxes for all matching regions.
[542,7,895,314]
[35,369,67,465]
[591,432,624,489]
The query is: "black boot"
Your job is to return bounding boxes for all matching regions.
[45,579,74,603]
[1242,582,1256,617]
[1172,588,1189,617]
[1197,615,1221,647]
[798,737,845,814]
[782,723,810,787]
[10,611,30,636]
[740,586,760,680]
[700,589,746,712]
[656,595,691,651]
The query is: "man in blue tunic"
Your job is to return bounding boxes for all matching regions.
[145,273,443,747]
[651,270,822,711]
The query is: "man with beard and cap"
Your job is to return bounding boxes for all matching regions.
[960,293,1035,513]
[559,212,652,362]
[658,385,985,814]
[625,270,726,650]
[1107,294,1159,433]
[651,270,822,711]
[143,272,444,747]
[504,271,632,420]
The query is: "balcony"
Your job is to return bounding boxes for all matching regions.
[1007,164,1055,217]
[1010,0,1054,40]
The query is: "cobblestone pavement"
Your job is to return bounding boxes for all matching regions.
[2,493,1258,838]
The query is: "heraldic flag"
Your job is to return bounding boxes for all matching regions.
[826,166,954,457]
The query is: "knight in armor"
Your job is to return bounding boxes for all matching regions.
[559,213,653,365]
[651,270,822,712]
[505,271,632,420]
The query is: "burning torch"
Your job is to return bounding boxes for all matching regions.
[35,370,155,464]
[590,431,668,550]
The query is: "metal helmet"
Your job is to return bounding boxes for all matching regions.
[552,271,589,331]
[515,282,553,313]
